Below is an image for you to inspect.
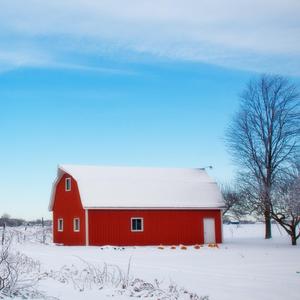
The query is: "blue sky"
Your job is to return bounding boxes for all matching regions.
[0,0,299,219]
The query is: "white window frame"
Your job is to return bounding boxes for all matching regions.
[58,218,63,232]
[65,177,71,192]
[73,218,80,232]
[131,217,144,232]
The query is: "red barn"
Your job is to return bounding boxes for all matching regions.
[49,165,224,246]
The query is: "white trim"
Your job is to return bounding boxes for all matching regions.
[85,209,89,246]
[131,217,144,232]
[85,207,224,210]
[73,218,80,232]
[58,218,63,232]
[65,177,71,192]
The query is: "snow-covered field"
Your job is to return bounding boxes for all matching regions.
[2,224,300,300]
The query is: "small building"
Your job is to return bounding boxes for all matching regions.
[49,165,224,246]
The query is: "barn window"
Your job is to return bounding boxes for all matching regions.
[73,218,80,232]
[131,218,143,232]
[58,219,63,232]
[65,177,71,191]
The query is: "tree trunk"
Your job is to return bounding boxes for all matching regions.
[264,210,272,239]
[264,187,272,239]
[1,223,5,245]
[291,229,297,246]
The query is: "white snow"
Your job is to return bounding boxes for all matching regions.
[9,223,300,300]
[49,165,224,210]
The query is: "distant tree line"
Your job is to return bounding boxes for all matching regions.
[0,214,52,227]
[0,214,25,227]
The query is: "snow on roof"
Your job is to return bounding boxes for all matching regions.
[49,165,224,210]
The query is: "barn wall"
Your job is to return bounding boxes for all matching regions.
[52,173,86,245]
[88,209,222,246]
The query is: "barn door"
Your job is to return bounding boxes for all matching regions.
[203,218,216,244]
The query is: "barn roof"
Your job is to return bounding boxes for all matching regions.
[49,165,224,210]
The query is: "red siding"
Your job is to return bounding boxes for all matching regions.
[88,209,222,246]
[52,173,86,245]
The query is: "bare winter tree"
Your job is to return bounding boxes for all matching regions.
[226,74,300,239]
[271,163,300,245]
[221,184,247,221]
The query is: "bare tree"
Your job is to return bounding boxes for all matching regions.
[226,74,300,239]
[221,184,247,221]
[270,164,300,245]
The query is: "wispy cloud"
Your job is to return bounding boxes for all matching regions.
[0,0,299,74]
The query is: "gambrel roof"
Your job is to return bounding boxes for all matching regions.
[49,164,224,210]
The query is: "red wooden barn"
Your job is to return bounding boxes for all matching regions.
[49,165,224,246]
